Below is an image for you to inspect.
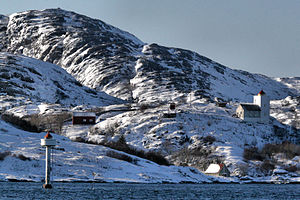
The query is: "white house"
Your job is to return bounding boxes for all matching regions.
[205,163,230,177]
[236,90,270,123]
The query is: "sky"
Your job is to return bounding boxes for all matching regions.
[0,0,299,78]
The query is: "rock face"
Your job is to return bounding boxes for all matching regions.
[0,52,121,106]
[4,9,144,101]
[0,15,8,51]
[0,9,299,103]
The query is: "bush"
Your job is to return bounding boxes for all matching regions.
[139,103,149,112]
[285,165,298,173]
[103,135,170,166]
[203,135,216,144]
[244,142,300,161]
[260,161,275,174]
[106,151,137,165]
[143,151,170,166]
[0,152,31,161]
[170,146,220,170]
[0,151,11,161]
[1,113,40,132]
[243,147,264,161]
[20,76,34,83]
[13,153,31,161]
[261,142,300,159]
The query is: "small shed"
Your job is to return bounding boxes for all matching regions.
[72,112,96,125]
[205,163,230,177]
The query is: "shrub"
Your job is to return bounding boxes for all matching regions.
[0,72,10,79]
[20,76,34,83]
[13,153,31,161]
[139,103,149,112]
[203,135,216,144]
[170,146,220,170]
[103,135,170,166]
[243,147,264,161]
[0,151,11,161]
[106,150,137,164]
[260,160,275,174]
[84,88,97,95]
[143,151,170,166]
[28,112,71,134]
[1,113,40,132]
[55,89,69,100]
[106,135,129,152]
[0,128,8,132]
[261,142,300,159]
[27,67,42,76]
[285,165,298,173]
[0,152,31,161]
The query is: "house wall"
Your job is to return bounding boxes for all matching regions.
[236,106,245,120]
[72,116,96,125]
[219,167,230,177]
[244,110,260,118]
[205,172,219,176]
[243,116,261,123]
[253,94,270,123]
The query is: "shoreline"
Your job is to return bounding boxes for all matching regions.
[1,179,300,184]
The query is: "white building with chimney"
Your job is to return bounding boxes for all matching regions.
[236,90,270,123]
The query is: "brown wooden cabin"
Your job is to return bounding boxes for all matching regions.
[72,112,96,125]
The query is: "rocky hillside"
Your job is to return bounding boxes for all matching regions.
[0,52,121,106]
[1,9,143,101]
[1,9,298,103]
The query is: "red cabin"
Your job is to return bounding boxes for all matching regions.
[72,112,96,125]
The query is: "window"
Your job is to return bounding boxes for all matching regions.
[83,119,87,122]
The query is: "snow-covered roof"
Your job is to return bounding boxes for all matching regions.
[240,104,261,111]
[73,112,96,117]
[273,168,288,175]
[205,164,221,174]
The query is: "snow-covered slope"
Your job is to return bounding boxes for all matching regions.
[131,44,299,103]
[84,99,299,177]
[275,77,300,94]
[271,96,300,130]
[1,9,298,103]
[0,52,122,106]
[0,120,213,183]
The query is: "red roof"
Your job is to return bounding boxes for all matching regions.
[258,90,266,95]
[219,163,224,169]
[44,132,53,139]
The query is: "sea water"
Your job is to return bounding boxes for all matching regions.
[0,182,299,200]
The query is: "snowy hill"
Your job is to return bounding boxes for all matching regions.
[1,9,299,103]
[1,9,143,101]
[131,44,299,103]
[0,9,299,183]
[0,120,215,183]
